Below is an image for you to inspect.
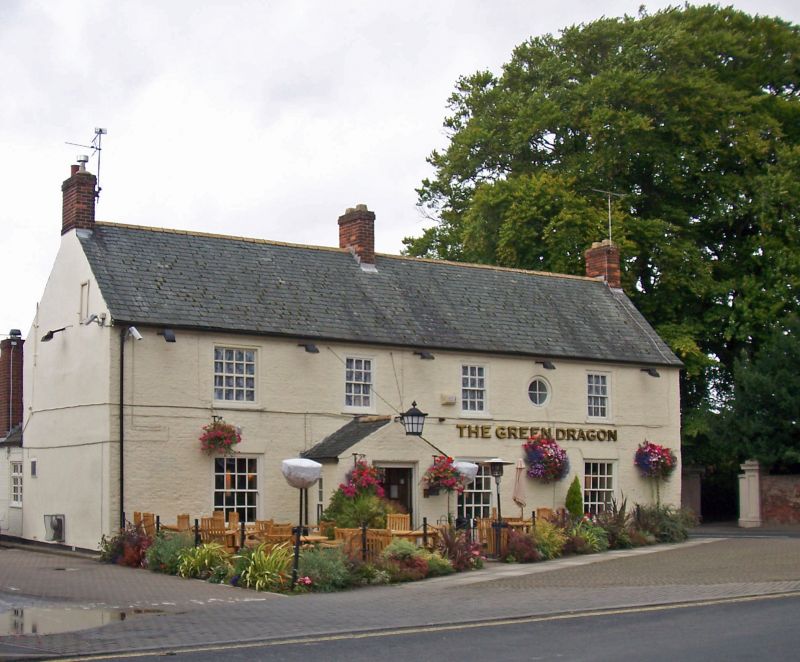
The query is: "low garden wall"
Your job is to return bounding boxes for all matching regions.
[761,475,800,525]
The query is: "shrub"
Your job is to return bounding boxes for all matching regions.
[533,520,566,560]
[208,561,234,584]
[595,497,633,549]
[421,551,455,576]
[565,475,584,520]
[383,539,421,562]
[565,519,609,554]
[146,532,194,574]
[99,524,152,568]
[635,505,698,543]
[298,546,351,592]
[347,558,391,586]
[437,527,484,571]
[383,555,429,582]
[177,543,229,579]
[323,491,388,528]
[628,528,657,547]
[502,530,541,563]
[237,543,293,591]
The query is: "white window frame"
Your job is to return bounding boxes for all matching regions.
[10,461,23,507]
[344,356,374,412]
[461,364,487,414]
[213,456,259,524]
[583,461,615,514]
[457,465,493,520]
[587,372,610,421]
[213,346,257,405]
[527,376,551,407]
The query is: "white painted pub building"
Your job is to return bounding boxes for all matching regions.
[2,163,682,550]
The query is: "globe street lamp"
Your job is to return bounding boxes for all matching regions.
[281,458,322,589]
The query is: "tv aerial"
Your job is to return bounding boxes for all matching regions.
[591,188,625,243]
[65,127,107,201]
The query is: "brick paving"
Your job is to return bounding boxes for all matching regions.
[1,535,799,659]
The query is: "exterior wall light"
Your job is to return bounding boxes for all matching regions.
[41,327,67,342]
[641,368,660,378]
[298,343,319,353]
[399,401,428,436]
[414,351,435,360]
[536,360,556,370]
[159,329,177,342]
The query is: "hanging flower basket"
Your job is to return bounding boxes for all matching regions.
[634,441,677,479]
[199,419,241,456]
[422,455,465,494]
[523,433,569,483]
[340,459,385,498]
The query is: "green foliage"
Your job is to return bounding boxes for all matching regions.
[237,543,293,592]
[322,491,387,528]
[99,524,152,568]
[146,532,194,575]
[565,475,584,519]
[723,317,800,468]
[565,520,609,554]
[532,520,566,560]
[207,561,234,584]
[298,547,352,592]
[595,497,633,549]
[635,505,698,543]
[421,550,455,577]
[177,543,229,579]
[347,559,392,586]
[383,539,422,562]
[406,5,800,464]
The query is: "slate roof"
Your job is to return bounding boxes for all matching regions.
[78,223,681,367]
[303,417,393,461]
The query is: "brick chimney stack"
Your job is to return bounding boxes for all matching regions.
[0,329,24,438]
[62,161,96,235]
[584,239,621,288]
[338,204,376,266]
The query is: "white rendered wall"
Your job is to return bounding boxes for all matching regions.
[22,231,115,550]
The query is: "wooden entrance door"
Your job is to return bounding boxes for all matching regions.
[381,467,412,518]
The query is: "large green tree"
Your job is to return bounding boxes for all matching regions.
[405,5,800,463]
[724,317,800,468]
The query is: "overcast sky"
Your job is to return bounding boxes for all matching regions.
[2,1,799,339]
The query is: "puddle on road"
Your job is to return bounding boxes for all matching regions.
[0,607,162,636]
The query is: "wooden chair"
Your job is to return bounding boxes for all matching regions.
[270,523,294,537]
[213,510,225,523]
[386,513,410,532]
[363,529,392,562]
[227,511,240,530]
[253,519,273,537]
[132,511,143,528]
[200,519,236,554]
[476,518,507,556]
[536,507,554,523]
[176,513,190,532]
[141,513,156,538]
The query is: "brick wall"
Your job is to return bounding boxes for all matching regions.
[61,165,96,235]
[761,475,800,524]
[584,240,621,288]
[0,335,24,436]
[338,204,375,265]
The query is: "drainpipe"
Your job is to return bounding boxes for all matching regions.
[119,327,125,530]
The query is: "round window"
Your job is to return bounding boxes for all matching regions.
[528,378,549,406]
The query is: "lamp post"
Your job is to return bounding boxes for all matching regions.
[481,458,513,557]
[281,458,322,590]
